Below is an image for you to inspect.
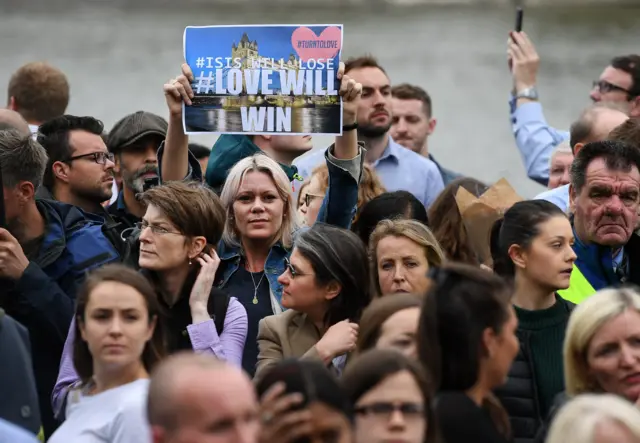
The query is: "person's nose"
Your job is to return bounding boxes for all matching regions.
[251,197,265,213]
[590,87,601,102]
[566,246,577,264]
[108,316,123,337]
[395,118,408,134]
[145,146,159,164]
[560,168,570,186]
[139,225,152,243]
[104,157,116,171]
[619,343,639,368]
[604,195,624,216]
[392,264,406,282]
[277,270,290,286]
[388,407,407,430]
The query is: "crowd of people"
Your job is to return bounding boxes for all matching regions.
[0,28,639,443]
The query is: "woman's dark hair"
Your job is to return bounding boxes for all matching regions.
[490,200,567,278]
[428,177,488,264]
[356,293,423,354]
[351,191,429,246]
[295,223,371,326]
[418,263,513,439]
[342,349,439,443]
[73,264,166,384]
[256,359,353,422]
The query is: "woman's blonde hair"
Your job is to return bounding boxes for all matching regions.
[546,393,640,443]
[564,287,640,396]
[368,219,446,297]
[310,162,386,223]
[220,153,300,249]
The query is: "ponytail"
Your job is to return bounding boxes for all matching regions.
[489,218,515,278]
[483,393,512,440]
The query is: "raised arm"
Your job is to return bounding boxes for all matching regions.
[161,64,196,182]
[314,65,364,229]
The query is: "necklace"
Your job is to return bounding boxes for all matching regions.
[247,263,266,305]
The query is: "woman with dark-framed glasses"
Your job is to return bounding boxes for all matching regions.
[254,223,371,382]
[52,181,248,419]
[342,349,439,443]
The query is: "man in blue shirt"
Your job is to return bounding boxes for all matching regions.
[295,56,445,209]
[508,31,640,186]
[536,104,629,212]
[389,83,461,185]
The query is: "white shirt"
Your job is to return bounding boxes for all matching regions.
[49,379,151,443]
[29,124,38,140]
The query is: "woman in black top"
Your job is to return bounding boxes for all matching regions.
[490,200,576,443]
[418,263,519,443]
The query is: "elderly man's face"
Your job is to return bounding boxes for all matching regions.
[572,158,640,247]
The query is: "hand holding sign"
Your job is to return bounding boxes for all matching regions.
[336,62,362,125]
[0,228,29,280]
[164,63,195,117]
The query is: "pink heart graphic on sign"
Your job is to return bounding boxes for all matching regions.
[291,26,342,62]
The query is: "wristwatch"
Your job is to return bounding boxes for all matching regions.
[515,87,539,101]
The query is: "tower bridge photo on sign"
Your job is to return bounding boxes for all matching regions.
[182,24,344,136]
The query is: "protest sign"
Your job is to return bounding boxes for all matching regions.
[182,25,343,135]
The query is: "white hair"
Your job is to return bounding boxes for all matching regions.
[546,394,640,443]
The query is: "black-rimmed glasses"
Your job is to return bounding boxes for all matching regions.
[354,402,424,420]
[65,151,115,165]
[284,256,311,278]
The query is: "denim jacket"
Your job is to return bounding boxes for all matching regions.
[215,143,364,312]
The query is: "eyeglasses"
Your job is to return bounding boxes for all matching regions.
[136,220,183,236]
[592,80,632,95]
[355,402,424,420]
[284,256,311,278]
[66,151,115,165]
[303,193,325,207]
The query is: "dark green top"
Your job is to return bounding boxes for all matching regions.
[514,294,571,418]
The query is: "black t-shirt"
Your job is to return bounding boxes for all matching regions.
[436,392,511,443]
[21,235,44,261]
[223,264,273,377]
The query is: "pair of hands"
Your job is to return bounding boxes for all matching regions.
[163,62,362,125]
[508,31,540,93]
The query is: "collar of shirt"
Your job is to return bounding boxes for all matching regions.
[372,136,400,166]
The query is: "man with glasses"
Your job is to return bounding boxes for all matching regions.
[507,31,639,186]
[36,115,134,259]
[37,115,116,214]
[0,130,119,439]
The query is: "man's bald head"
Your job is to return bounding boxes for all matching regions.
[0,109,30,136]
[147,352,259,443]
[570,103,630,147]
[570,103,629,156]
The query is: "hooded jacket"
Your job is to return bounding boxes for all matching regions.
[205,135,302,193]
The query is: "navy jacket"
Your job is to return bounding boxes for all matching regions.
[0,199,119,439]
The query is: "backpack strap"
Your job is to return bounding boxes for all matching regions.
[208,288,230,336]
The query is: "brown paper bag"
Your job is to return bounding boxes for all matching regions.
[455,178,523,266]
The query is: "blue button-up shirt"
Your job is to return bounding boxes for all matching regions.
[510,97,569,186]
[295,136,445,208]
[535,184,570,213]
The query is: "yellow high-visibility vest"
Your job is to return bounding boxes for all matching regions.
[557,264,596,304]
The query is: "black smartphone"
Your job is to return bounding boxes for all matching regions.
[0,166,6,228]
[515,7,524,32]
[142,176,160,193]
